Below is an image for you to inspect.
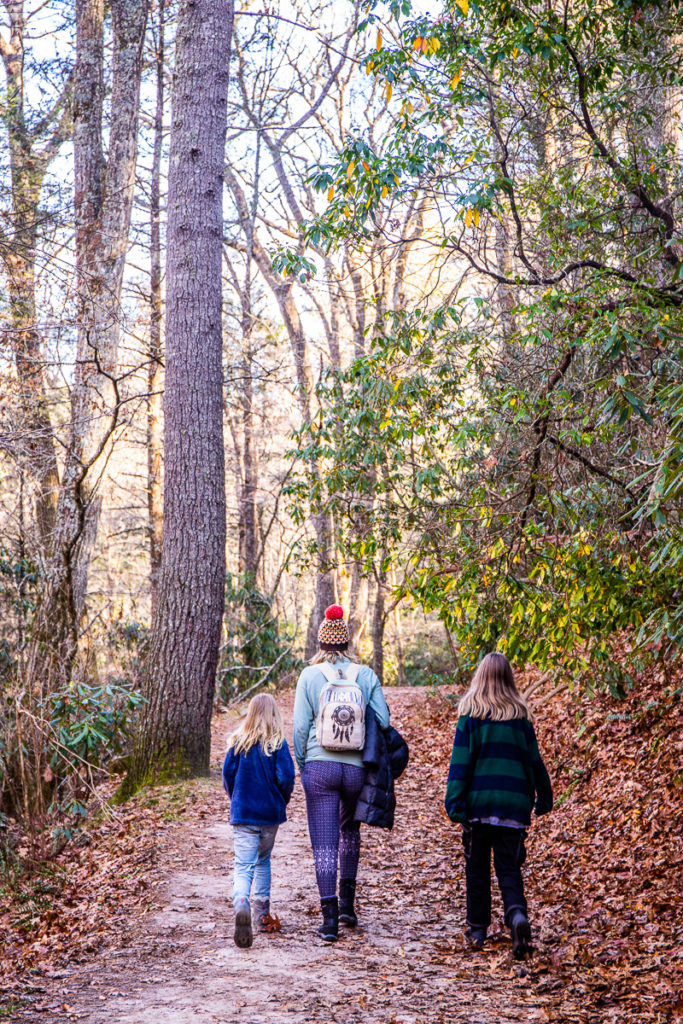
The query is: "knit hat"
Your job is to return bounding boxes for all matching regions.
[317,605,349,651]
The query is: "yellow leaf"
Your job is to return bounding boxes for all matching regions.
[420,36,429,53]
[376,30,382,51]
[450,67,462,89]
[456,0,469,13]
[362,160,370,172]
[464,208,473,227]
[386,82,393,102]
[412,35,423,50]
[473,209,480,227]
[393,174,399,185]
[512,46,519,58]
[346,160,355,178]
[381,185,388,198]
[366,59,373,76]
[430,37,441,53]
[327,187,334,201]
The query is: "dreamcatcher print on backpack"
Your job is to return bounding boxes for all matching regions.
[316,662,366,751]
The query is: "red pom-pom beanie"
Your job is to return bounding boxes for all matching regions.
[318,604,349,650]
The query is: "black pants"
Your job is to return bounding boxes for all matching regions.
[461,822,527,928]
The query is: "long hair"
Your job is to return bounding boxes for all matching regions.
[458,652,530,721]
[310,649,349,665]
[227,694,285,756]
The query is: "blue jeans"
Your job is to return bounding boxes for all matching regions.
[232,824,279,909]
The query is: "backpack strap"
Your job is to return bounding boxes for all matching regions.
[319,662,344,682]
[318,661,362,683]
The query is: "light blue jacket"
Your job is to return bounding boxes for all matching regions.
[292,657,390,773]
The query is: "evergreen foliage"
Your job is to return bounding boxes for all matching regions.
[287,0,683,687]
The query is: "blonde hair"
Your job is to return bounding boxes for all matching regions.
[227,694,285,756]
[458,653,530,721]
[310,649,348,665]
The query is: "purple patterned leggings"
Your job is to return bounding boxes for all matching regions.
[301,761,365,899]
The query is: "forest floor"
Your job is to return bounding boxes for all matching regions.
[3,678,683,1024]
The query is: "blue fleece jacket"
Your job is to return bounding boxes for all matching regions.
[222,739,295,827]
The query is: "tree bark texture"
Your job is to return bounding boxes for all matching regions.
[147,0,165,614]
[371,568,386,685]
[68,0,148,612]
[126,0,233,788]
[24,0,147,691]
[0,2,71,552]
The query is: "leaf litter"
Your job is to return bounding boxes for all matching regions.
[0,677,680,1023]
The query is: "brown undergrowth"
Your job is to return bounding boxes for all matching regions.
[413,667,683,1022]
[1,674,681,1023]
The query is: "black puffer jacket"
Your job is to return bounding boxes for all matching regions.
[354,706,409,830]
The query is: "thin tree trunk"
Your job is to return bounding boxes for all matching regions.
[124,0,233,791]
[6,249,60,550]
[304,520,336,658]
[347,562,368,654]
[68,0,148,613]
[147,0,165,614]
[239,335,258,581]
[391,573,407,686]
[1,2,70,554]
[371,567,386,684]
[237,135,261,584]
[24,0,147,691]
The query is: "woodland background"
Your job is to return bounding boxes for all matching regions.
[0,0,682,994]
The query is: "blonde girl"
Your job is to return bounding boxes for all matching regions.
[222,694,295,948]
[444,653,553,960]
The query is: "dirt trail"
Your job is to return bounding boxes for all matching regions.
[19,688,569,1024]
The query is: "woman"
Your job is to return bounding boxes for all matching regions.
[293,604,390,941]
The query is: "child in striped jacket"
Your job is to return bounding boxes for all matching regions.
[445,652,553,960]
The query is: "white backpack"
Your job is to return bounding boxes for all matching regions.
[315,662,366,751]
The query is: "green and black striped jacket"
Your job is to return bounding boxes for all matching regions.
[445,714,553,827]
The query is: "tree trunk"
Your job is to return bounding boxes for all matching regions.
[23,0,147,692]
[347,562,368,654]
[239,335,259,582]
[6,247,60,552]
[147,0,165,614]
[304,524,336,658]
[1,2,68,554]
[124,0,233,791]
[67,0,148,613]
[371,569,386,684]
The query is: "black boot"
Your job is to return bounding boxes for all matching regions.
[465,924,487,949]
[339,879,358,927]
[317,896,338,942]
[509,909,532,960]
